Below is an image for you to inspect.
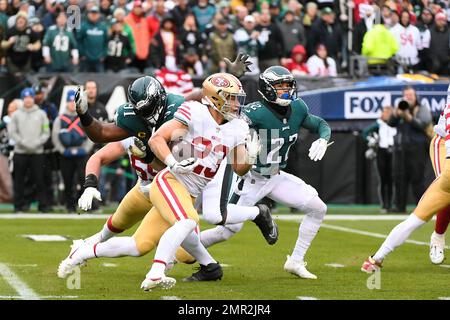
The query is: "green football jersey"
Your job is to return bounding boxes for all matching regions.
[242,98,331,176]
[43,26,77,70]
[114,93,185,161]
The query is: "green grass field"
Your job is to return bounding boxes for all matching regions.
[0,208,449,300]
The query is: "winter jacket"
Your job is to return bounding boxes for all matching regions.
[8,104,49,154]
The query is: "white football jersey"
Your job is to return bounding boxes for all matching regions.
[172,101,249,197]
[390,23,422,66]
[443,84,450,156]
[120,137,159,189]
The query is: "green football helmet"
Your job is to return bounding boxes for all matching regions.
[258,66,296,107]
[127,76,167,126]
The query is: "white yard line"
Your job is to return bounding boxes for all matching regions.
[0,213,416,220]
[0,295,78,299]
[319,223,450,249]
[0,263,40,300]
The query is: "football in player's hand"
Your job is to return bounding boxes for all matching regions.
[169,139,196,162]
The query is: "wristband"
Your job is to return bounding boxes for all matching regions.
[79,111,94,127]
[84,174,98,189]
[164,154,177,169]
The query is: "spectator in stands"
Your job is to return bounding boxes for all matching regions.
[155,67,194,95]
[303,2,319,30]
[244,0,257,14]
[278,9,306,58]
[146,0,164,40]
[362,106,397,213]
[78,6,108,72]
[181,47,204,76]
[306,43,337,76]
[361,19,398,73]
[149,15,180,71]
[234,14,262,75]
[416,7,433,71]
[170,0,190,30]
[353,4,376,54]
[43,11,78,72]
[33,83,58,211]
[269,1,282,22]
[8,88,50,213]
[113,8,136,58]
[309,7,343,63]
[1,12,41,76]
[388,85,432,213]
[178,12,205,60]
[125,0,151,72]
[231,5,249,30]
[282,44,308,76]
[52,90,93,212]
[390,9,422,72]
[84,80,109,123]
[192,0,216,33]
[41,0,65,30]
[29,17,45,72]
[208,18,236,73]
[7,0,29,29]
[105,18,133,73]
[287,0,303,17]
[100,0,113,21]
[428,12,449,75]
[0,0,8,32]
[380,4,395,29]
[257,8,284,71]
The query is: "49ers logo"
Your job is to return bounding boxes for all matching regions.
[211,76,231,88]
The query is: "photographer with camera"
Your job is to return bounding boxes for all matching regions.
[388,85,432,213]
[362,106,397,213]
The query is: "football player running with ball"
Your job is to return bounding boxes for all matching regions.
[198,66,332,279]
[139,73,268,290]
[362,84,450,273]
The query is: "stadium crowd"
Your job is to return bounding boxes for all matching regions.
[0,0,449,213]
[0,0,447,77]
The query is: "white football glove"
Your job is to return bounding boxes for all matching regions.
[78,187,102,211]
[129,137,147,158]
[308,138,328,162]
[74,86,88,115]
[244,131,261,165]
[165,154,199,174]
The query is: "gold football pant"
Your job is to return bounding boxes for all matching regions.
[414,158,450,221]
[132,170,197,262]
[108,181,194,263]
[430,134,446,177]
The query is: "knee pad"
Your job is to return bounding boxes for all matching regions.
[304,197,327,221]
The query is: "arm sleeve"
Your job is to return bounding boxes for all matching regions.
[302,113,331,141]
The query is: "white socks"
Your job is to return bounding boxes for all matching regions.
[200,224,243,248]
[291,216,322,262]
[74,237,140,262]
[147,219,197,278]
[181,231,216,266]
[373,213,426,262]
[291,197,327,262]
[84,217,122,245]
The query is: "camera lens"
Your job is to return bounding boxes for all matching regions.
[398,100,409,110]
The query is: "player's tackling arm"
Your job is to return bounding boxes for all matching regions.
[302,113,331,141]
[75,86,130,143]
[85,141,127,178]
[231,144,253,176]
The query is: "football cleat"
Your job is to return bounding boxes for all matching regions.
[361,256,382,273]
[253,204,278,245]
[57,239,86,278]
[183,262,223,282]
[430,232,445,265]
[140,276,176,291]
[284,255,317,279]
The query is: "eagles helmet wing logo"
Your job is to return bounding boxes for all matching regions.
[211,76,231,88]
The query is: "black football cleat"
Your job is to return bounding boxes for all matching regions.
[182,262,223,282]
[254,204,278,245]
